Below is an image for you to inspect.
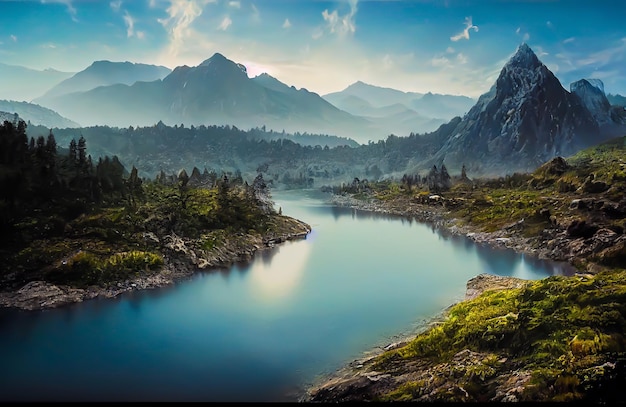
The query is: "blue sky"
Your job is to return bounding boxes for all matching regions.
[0,0,624,97]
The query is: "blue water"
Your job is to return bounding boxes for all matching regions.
[0,189,574,402]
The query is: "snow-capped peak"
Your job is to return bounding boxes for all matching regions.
[504,42,541,70]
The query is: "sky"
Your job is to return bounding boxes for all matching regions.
[0,0,624,98]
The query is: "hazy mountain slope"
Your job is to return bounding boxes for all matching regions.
[409,92,475,120]
[323,81,474,137]
[0,63,74,102]
[35,60,171,101]
[324,81,423,108]
[607,93,626,107]
[0,100,80,128]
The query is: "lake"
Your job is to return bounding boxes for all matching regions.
[0,189,574,402]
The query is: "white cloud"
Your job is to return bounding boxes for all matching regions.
[110,0,122,12]
[563,37,575,44]
[228,1,240,8]
[456,52,467,64]
[218,16,232,31]
[446,46,455,54]
[158,0,216,58]
[10,35,17,42]
[318,0,358,38]
[515,26,529,42]
[431,56,451,68]
[450,16,478,42]
[577,38,626,67]
[123,11,136,37]
[283,18,291,29]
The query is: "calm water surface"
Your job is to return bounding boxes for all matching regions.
[0,189,574,402]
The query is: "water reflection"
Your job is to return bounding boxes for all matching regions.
[472,241,575,279]
[248,240,312,302]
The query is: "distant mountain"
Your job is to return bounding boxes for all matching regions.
[34,53,379,142]
[607,93,626,107]
[422,43,625,176]
[0,63,74,102]
[322,81,474,136]
[35,60,172,101]
[0,111,21,124]
[324,81,424,108]
[409,92,475,120]
[570,79,626,131]
[0,100,80,128]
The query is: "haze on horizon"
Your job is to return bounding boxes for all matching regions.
[0,0,624,98]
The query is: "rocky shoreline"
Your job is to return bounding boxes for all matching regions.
[300,192,615,401]
[327,192,622,273]
[0,216,311,311]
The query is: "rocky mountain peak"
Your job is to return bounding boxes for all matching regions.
[504,42,541,70]
[199,53,247,75]
[570,79,612,124]
[425,43,600,176]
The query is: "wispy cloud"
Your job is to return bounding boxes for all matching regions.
[10,35,17,42]
[316,0,358,38]
[563,37,575,44]
[577,37,626,67]
[515,26,529,42]
[41,0,78,22]
[283,18,291,29]
[123,11,136,37]
[110,0,122,12]
[450,16,478,42]
[228,1,240,8]
[158,0,215,58]
[431,55,451,68]
[218,16,232,31]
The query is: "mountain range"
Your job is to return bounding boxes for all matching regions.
[30,53,380,142]
[323,81,475,136]
[9,53,474,143]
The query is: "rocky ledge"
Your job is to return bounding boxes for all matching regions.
[0,216,311,311]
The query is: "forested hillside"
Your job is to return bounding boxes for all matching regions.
[0,119,308,292]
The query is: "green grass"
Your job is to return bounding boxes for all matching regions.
[373,270,626,402]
